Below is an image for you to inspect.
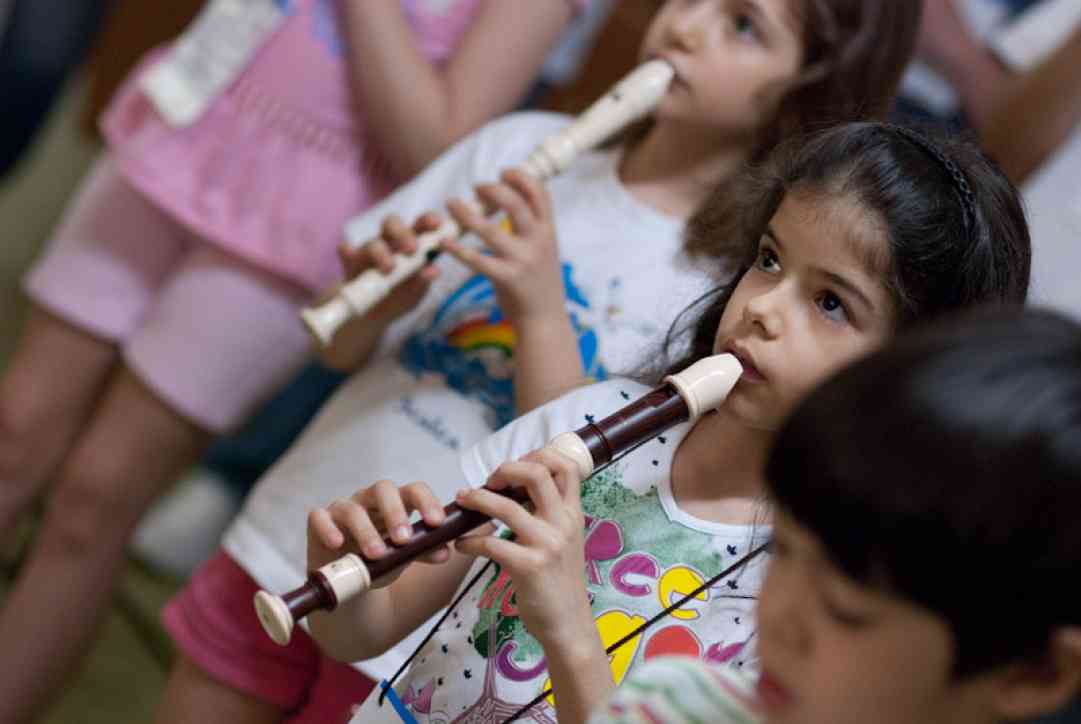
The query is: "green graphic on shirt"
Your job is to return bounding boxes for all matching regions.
[469,460,740,669]
[579,464,639,516]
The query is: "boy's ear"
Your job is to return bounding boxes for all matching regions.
[991,628,1081,720]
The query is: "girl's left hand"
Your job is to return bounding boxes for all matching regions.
[453,447,595,650]
[443,169,566,326]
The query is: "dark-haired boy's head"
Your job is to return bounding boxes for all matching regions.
[758,308,1081,724]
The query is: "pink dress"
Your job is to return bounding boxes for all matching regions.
[102,0,486,294]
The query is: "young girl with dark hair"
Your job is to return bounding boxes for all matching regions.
[308,120,1031,724]
[591,307,1081,724]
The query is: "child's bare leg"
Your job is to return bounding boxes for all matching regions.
[0,307,117,534]
[155,656,284,724]
[0,366,211,724]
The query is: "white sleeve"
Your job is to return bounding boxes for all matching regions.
[987,0,1081,72]
[342,112,572,249]
[458,379,650,487]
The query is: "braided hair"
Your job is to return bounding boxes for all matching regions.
[886,124,977,235]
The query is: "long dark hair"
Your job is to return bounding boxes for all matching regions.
[679,0,923,243]
[616,1,921,170]
[766,307,1081,677]
[662,121,1031,375]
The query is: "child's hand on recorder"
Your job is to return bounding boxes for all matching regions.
[443,168,566,326]
[452,447,596,650]
[337,212,445,325]
[319,213,445,370]
[307,480,452,588]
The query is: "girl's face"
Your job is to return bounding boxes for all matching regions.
[754,511,999,724]
[641,0,804,138]
[712,191,895,430]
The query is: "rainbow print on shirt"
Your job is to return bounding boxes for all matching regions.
[400,264,607,428]
[446,318,517,360]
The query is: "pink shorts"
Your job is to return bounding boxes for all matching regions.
[163,551,376,722]
[23,156,313,433]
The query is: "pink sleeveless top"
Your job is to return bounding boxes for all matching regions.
[101,0,488,293]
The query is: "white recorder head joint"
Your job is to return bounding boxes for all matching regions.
[665,353,743,419]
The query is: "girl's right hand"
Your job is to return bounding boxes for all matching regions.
[337,212,445,324]
[307,480,452,588]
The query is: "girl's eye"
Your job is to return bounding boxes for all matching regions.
[816,291,849,323]
[734,13,760,41]
[755,247,780,273]
[822,596,872,629]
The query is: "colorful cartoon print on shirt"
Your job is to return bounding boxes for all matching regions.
[391,401,761,723]
[400,264,607,428]
[455,472,750,719]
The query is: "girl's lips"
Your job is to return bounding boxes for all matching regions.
[756,670,796,712]
[740,362,765,383]
[726,346,766,383]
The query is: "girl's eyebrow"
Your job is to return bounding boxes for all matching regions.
[741,0,799,39]
[765,226,878,313]
[739,0,775,40]
[820,270,877,314]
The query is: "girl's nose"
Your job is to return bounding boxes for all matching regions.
[743,286,784,339]
[665,1,709,52]
[758,561,813,658]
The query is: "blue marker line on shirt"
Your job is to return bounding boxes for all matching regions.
[381,680,419,724]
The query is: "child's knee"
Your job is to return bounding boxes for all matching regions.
[0,389,40,482]
[43,454,143,553]
[0,367,78,482]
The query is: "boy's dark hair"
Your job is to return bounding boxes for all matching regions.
[766,307,1081,678]
[663,121,1031,374]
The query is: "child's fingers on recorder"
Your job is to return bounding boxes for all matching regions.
[354,480,450,559]
[381,214,420,257]
[502,168,551,220]
[454,485,549,547]
[338,236,392,279]
[521,448,583,506]
[307,507,359,571]
[339,212,444,279]
[386,212,445,255]
[482,460,564,522]
[308,507,346,552]
[320,496,388,560]
[474,181,537,237]
[446,196,513,257]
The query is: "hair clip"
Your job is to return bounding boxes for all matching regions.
[886,124,976,234]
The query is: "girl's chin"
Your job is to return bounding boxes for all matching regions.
[718,394,780,433]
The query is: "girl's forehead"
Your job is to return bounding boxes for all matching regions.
[777,0,809,35]
[776,190,891,282]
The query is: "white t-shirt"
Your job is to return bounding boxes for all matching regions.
[353,378,766,723]
[222,112,715,680]
[1022,124,1081,321]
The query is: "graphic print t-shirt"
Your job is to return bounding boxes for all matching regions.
[588,658,763,724]
[222,113,715,682]
[379,379,768,724]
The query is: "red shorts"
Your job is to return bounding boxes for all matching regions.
[163,551,375,722]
